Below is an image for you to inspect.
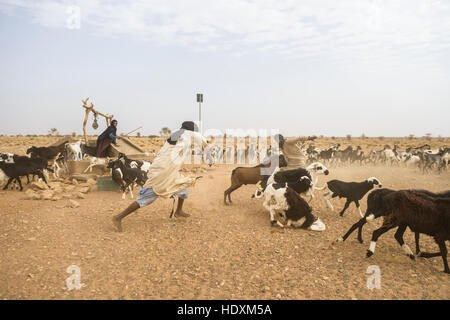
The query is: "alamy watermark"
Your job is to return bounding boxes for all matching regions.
[366,265,381,290]
[169,127,283,175]
[66,5,81,30]
[66,265,81,290]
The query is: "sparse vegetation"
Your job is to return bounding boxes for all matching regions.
[48,128,59,136]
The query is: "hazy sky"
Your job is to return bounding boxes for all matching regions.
[0,0,449,137]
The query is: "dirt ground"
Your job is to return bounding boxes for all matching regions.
[0,157,449,299]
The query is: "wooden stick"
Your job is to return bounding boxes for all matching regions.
[82,105,113,120]
[83,108,90,145]
[124,126,143,136]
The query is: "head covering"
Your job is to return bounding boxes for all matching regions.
[167,121,199,145]
[97,120,118,143]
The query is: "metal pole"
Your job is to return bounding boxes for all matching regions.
[199,101,202,135]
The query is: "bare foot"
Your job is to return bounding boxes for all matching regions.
[112,217,123,232]
[174,211,190,218]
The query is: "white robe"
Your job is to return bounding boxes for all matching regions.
[143,130,207,197]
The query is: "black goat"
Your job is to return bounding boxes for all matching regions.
[339,189,450,250]
[0,157,50,191]
[27,146,66,177]
[27,146,64,161]
[317,177,382,217]
[338,188,395,243]
[365,190,450,273]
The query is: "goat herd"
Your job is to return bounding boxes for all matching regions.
[0,139,449,274]
[223,143,450,274]
[304,143,450,174]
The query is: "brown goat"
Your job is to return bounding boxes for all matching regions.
[366,190,450,273]
[224,154,287,205]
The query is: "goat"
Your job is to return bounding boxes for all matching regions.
[65,140,85,160]
[337,188,396,244]
[224,154,288,205]
[84,156,110,173]
[27,146,65,178]
[262,183,325,231]
[382,145,400,166]
[419,150,445,174]
[0,153,14,163]
[0,157,50,191]
[403,154,421,169]
[338,189,450,246]
[365,190,450,273]
[254,161,329,201]
[118,153,152,172]
[107,159,148,199]
[318,148,335,164]
[317,177,382,217]
[81,144,98,158]
[12,154,53,184]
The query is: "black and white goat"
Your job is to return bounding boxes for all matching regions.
[107,159,148,200]
[118,153,152,172]
[0,153,14,163]
[317,177,382,218]
[254,162,329,200]
[261,181,326,231]
[0,153,14,188]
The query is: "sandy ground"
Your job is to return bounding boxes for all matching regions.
[0,162,449,300]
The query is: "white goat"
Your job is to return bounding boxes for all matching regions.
[65,140,85,161]
[84,157,110,173]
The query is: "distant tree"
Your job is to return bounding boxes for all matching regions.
[48,128,59,136]
[408,134,415,140]
[160,127,171,137]
[346,134,352,141]
[379,136,385,141]
[71,132,77,138]
[424,133,432,141]
[136,132,141,138]
[361,133,366,140]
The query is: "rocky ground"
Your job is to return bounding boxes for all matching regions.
[0,162,449,300]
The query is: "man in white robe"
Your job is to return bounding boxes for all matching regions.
[112,121,207,232]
